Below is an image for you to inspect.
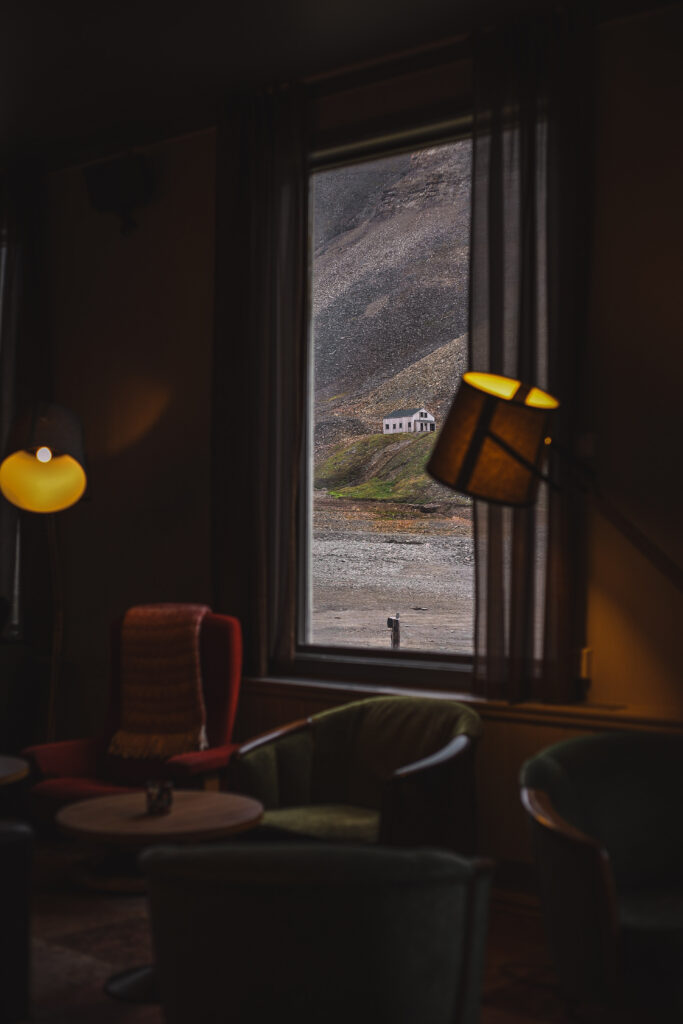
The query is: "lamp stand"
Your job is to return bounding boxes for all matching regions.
[587,482,682,595]
[46,514,64,742]
[475,430,682,593]
[548,442,683,595]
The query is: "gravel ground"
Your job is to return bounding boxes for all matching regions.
[310,493,474,653]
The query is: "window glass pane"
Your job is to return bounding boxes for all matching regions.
[308,139,473,654]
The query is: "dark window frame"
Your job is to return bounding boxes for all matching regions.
[291,49,476,693]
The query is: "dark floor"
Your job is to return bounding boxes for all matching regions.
[36,836,680,1024]
[30,839,159,1023]
[25,836,579,1024]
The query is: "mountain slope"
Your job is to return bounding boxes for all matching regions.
[311,140,471,409]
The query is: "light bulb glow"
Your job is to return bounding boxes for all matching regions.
[36,446,53,463]
[463,372,560,410]
[464,372,521,401]
[525,387,560,410]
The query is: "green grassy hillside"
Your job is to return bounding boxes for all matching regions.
[315,432,468,506]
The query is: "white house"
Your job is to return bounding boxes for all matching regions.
[382,407,436,434]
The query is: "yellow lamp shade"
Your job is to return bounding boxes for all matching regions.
[0,450,86,513]
[0,403,87,513]
[427,372,559,506]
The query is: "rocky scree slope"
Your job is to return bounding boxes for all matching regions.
[311,140,472,464]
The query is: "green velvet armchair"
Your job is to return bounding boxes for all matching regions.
[520,731,683,1021]
[142,842,493,1024]
[230,696,482,853]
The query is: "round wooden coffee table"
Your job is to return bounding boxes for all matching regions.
[0,755,29,786]
[0,755,30,818]
[57,789,264,1003]
[57,789,263,846]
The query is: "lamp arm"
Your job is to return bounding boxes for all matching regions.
[488,429,683,592]
[549,440,683,595]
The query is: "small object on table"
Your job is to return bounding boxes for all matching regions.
[146,780,173,815]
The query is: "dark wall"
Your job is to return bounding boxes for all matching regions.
[586,3,683,715]
[42,5,683,751]
[45,129,216,736]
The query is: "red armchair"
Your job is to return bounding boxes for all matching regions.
[23,611,242,826]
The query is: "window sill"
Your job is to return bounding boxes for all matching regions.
[243,674,683,732]
[280,646,473,693]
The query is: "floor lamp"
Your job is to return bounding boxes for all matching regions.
[0,403,87,740]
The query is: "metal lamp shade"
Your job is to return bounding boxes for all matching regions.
[427,372,559,506]
[0,403,87,513]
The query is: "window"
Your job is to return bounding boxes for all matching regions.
[303,135,474,662]
[213,42,576,702]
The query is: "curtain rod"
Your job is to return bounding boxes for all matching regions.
[310,114,473,170]
[303,34,470,90]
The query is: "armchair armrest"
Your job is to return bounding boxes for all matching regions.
[380,733,478,853]
[234,719,311,759]
[22,738,99,780]
[165,744,239,784]
[228,720,312,805]
[520,786,620,1004]
[392,733,471,780]
[520,787,604,847]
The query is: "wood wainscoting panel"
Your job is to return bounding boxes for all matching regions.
[235,677,683,868]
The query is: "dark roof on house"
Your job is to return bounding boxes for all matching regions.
[384,407,423,418]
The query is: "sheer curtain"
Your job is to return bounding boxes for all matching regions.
[469,16,593,701]
[0,168,46,642]
[212,87,309,676]
[0,174,22,638]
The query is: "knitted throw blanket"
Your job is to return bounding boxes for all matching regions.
[108,603,210,759]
